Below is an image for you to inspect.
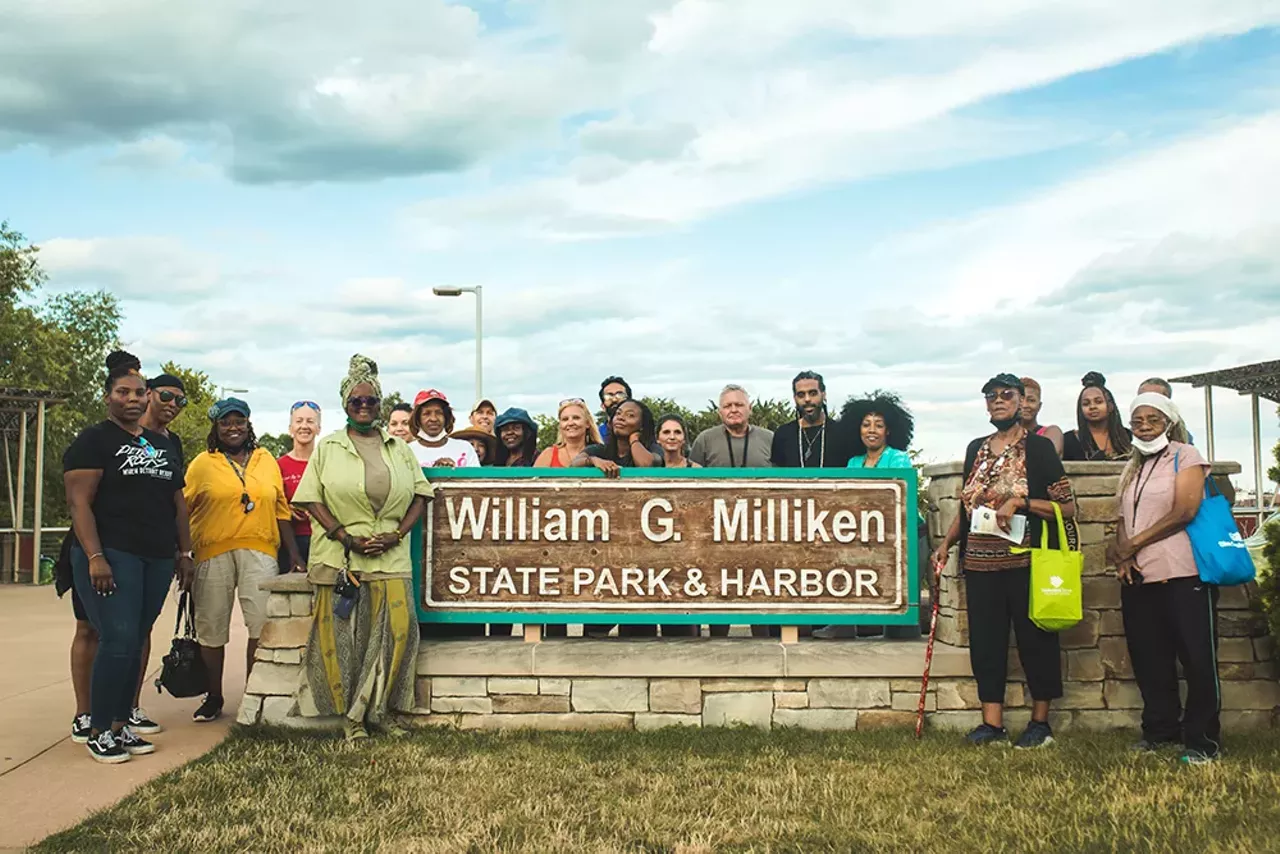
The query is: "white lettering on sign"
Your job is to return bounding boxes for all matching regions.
[641,498,679,543]
[445,496,612,543]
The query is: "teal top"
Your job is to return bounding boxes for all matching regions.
[846,447,914,469]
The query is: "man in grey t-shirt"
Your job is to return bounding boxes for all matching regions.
[689,384,774,468]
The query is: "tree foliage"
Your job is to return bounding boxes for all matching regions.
[158,361,220,459]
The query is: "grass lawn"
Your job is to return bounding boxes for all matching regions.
[37,727,1280,853]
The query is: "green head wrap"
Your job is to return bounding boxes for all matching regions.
[340,354,382,403]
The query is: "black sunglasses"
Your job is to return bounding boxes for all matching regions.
[157,390,188,407]
[983,389,1019,403]
[348,396,381,409]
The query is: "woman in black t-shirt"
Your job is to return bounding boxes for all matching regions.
[62,351,196,765]
[573,399,664,477]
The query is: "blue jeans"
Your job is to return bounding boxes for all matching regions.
[71,546,175,732]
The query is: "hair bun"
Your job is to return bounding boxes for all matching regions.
[349,354,378,377]
[1081,371,1107,388]
[105,350,141,372]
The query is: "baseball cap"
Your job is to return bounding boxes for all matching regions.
[414,389,449,408]
[981,374,1025,395]
[208,397,251,420]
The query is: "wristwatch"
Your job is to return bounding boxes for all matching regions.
[179,550,195,561]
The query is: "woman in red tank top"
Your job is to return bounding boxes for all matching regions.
[534,399,601,468]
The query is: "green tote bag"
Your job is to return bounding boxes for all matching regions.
[1015,502,1083,633]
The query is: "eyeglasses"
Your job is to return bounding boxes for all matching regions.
[1130,416,1168,429]
[983,389,1018,403]
[291,400,320,412]
[601,391,629,402]
[156,391,188,407]
[347,396,381,409]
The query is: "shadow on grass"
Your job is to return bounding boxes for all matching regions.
[36,727,1280,854]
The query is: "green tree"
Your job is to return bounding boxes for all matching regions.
[379,391,407,426]
[534,413,558,452]
[258,433,292,458]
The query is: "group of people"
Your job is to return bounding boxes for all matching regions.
[932,372,1223,764]
[62,352,1224,764]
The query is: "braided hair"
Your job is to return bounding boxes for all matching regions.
[104,350,143,392]
[1075,371,1132,459]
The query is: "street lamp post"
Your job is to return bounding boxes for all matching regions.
[432,286,483,403]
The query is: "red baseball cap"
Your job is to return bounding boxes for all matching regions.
[414,389,449,407]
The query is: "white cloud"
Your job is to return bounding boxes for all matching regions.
[39,237,227,299]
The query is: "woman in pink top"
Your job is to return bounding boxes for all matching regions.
[277,401,320,572]
[1109,392,1219,763]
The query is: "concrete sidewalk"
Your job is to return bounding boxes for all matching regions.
[0,584,248,849]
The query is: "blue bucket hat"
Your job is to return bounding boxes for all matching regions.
[493,407,536,433]
[208,397,251,421]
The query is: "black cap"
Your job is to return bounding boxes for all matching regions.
[147,373,186,392]
[981,373,1025,395]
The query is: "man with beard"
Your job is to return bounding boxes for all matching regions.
[69,371,190,744]
[770,370,851,469]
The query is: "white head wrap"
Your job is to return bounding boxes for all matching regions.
[1129,392,1181,425]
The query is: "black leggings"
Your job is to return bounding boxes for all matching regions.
[965,567,1063,705]
[1122,577,1220,752]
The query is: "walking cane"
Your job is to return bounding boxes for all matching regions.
[915,557,946,739]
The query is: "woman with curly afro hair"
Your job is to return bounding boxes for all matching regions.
[841,391,915,470]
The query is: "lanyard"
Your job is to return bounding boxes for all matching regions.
[725,428,750,468]
[1131,450,1166,520]
[225,452,256,513]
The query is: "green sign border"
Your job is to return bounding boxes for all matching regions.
[411,467,919,625]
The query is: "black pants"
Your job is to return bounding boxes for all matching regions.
[966,567,1062,705]
[1122,577,1221,752]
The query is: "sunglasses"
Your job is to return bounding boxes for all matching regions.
[984,389,1019,403]
[156,390,188,407]
[559,398,586,408]
[291,400,320,412]
[348,396,381,409]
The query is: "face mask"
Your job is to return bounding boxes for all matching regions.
[418,430,446,443]
[346,417,377,434]
[990,416,1020,432]
[1132,431,1170,456]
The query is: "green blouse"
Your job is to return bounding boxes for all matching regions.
[293,426,432,583]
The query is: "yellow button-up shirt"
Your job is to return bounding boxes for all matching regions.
[293,427,432,583]
[184,448,291,564]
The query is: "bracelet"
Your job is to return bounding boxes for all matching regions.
[326,526,345,541]
[87,552,104,562]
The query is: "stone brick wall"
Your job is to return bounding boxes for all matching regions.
[237,459,1279,732]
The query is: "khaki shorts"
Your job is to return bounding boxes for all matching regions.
[193,548,276,647]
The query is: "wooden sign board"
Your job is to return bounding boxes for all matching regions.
[413,469,918,626]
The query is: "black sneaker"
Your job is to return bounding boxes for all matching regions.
[128,707,163,735]
[193,695,224,723]
[1015,720,1055,749]
[87,730,131,764]
[117,726,156,756]
[965,723,1009,746]
[1131,737,1179,753]
[71,714,93,744]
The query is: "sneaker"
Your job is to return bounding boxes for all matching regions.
[1015,720,1055,749]
[344,721,369,743]
[965,723,1009,746]
[128,707,163,735]
[1180,748,1221,765]
[117,726,156,756]
[71,714,93,744]
[193,695,224,723]
[1131,737,1179,753]
[86,730,131,765]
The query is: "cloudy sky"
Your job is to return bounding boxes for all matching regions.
[4,1,1278,491]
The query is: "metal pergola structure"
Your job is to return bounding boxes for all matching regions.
[1171,359,1279,524]
[1,387,69,583]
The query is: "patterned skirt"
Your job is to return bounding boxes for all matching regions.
[305,576,419,724]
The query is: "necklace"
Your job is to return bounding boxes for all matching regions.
[224,450,256,514]
[799,422,825,468]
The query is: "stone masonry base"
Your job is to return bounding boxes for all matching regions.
[240,575,1280,734]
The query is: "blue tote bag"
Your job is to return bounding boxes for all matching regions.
[1177,453,1255,586]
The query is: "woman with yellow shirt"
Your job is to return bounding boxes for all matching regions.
[294,355,432,742]
[185,398,303,724]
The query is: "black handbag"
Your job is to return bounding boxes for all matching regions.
[156,591,208,698]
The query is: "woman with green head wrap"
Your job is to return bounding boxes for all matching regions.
[292,354,433,740]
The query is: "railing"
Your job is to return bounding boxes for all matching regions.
[0,526,70,583]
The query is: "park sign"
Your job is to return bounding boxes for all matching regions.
[412,469,919,626]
